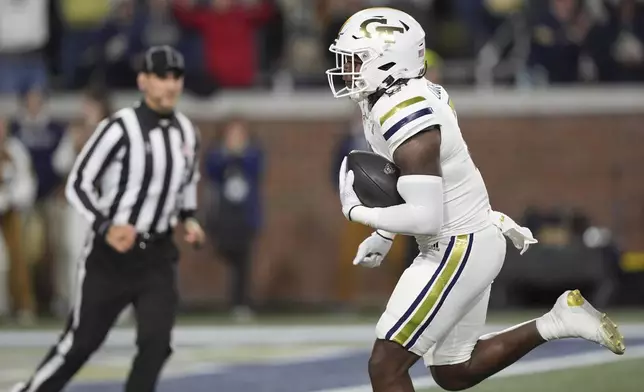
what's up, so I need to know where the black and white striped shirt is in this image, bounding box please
[65,100,200,236]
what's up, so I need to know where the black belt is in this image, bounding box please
[135,230,172,249]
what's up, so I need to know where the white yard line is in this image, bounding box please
[0,345,361,384]
[315,346,644,392]
[1,323,643,348]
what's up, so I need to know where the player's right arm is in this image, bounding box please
[65,118,125,238]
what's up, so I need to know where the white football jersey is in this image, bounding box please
[358,78,491,252]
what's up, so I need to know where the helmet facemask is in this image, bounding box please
[326,46,379,100]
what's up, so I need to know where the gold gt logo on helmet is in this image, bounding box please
[355,18,409,44]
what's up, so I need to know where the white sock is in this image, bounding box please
[478,318,538,341]
[536,311,562,341]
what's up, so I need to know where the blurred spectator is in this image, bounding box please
[0,116,37,325]
[582,225,622,306]
[142,0,207,76]
[58,0,111,88]
[585,0,644,82]
[455,0,524,54]
[256,1,286,87]
[60,0,216,93]
[96,0,218,95]
[141,0,220,96]
[174,0,274,88]
[206,119,264,320]
[92,0,145,88]
[51,88,111,316]
[135,0,206,80]
[526,0,592,84]
[9,88,66,204]
[142,0,183,48]
[50,120,91,317]
[9,87,67,314]
[0,0,50,94]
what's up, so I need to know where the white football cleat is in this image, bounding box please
[550,289,625,355]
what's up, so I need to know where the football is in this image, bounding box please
[346,150,404,208]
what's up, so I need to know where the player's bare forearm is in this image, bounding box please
[349,127,444,236]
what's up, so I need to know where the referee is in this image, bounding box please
[12,46,205,392]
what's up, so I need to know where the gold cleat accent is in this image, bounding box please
[565,289,626,354]
[567,289,585,307]
[600,313,626,355]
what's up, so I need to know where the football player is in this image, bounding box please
[327,7,625,392]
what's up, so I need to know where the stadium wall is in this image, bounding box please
[1,88,642,308]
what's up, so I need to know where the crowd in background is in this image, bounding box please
[0,87,107,325]
[0,84,271,324]
[0,0,643,97]
[0,0,642,324]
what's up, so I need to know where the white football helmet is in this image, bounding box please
[326,8,426,101]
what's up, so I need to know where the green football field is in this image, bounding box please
[1,310,642,391]
[5,307,644,329]
[421,358,644,392]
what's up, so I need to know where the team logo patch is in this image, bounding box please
[353,18,410,43]
[383,163,396,175]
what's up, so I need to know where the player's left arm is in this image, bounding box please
[347,127,443,236]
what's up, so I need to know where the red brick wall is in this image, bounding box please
[176,114,644,306]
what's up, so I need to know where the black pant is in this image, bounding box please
[20,234,179,392]
[220,245,251,308]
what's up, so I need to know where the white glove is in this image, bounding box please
[490,210,538,255]
[338,156,363,220]
[353,230,394,268]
